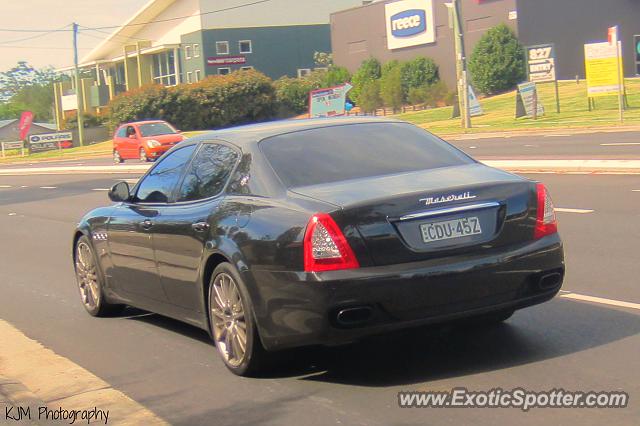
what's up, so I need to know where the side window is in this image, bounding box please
[135,145,197,203]
[177,143,239,202]
[126,126,136,137]
[116,127,127,137]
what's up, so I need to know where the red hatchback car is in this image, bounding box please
[113,120,185,163]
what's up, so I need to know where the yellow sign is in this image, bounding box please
[584,41,624,97]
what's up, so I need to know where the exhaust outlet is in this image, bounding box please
[538,272,562,290]
[336,306,374,326]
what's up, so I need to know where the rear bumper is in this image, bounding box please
[248,234,564,351]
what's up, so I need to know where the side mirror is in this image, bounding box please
[109,181,131,202]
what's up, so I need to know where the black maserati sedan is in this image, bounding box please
[72,117,564,376]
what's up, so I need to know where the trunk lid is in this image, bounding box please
[290,164,536,266]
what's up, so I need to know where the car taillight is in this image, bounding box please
[534,183,558,239]
[303,213,359,272]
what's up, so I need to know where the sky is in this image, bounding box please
[0,0,148,71]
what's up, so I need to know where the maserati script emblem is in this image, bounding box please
[419,192,476,206]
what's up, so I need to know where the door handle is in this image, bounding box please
[192,222,210,232]
[140,219,153,230]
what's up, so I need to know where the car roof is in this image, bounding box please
[122,120,168,126]
[186,116,404,147]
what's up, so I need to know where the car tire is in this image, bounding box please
[113,150,123,164]
[208,262,268,376]
[139,148,149,162]
[74,235,125,317]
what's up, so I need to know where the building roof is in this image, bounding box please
[81,0,180,64]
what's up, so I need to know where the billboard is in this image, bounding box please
[385,0,435,50]
[584,41,623,97]
[28,131,73,153]
[309,83,353,118]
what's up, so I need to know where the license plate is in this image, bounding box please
[420,216,482,243]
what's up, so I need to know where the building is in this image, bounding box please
[53,0,362,128]
[331,0,640,89]
[0,119,56,143]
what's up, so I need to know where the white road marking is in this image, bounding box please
[0,185,12,188]
[561,293,640,311]
[469,146,477,149]
[555,207,594,214]
[8,213,16,216]
[632,189,640,192]
[524,144,537,147]
[543,134,572,137]
[600,142,640,146]
[20,185,28,188]
[39,186,57,189]
[92,188,110,191]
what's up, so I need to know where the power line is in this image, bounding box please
[79,26,159,43]
[0,45,90,50]
[0,25,72,45]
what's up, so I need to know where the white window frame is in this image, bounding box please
[193,43,201,58]
[216,41,229,55]
[186,71,193,84]
[240,66,254,71]
[297,68,312,78]
[184,45,192,60]
[218,67,231,75]
[239,40,252,54]
[194,69,201,82]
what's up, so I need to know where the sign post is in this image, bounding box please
[526,44,559,113]
[609,26,624,123]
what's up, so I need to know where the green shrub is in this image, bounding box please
[468,24,526,95]
[400,57,438,96]
[274,74,323,115]
[322,66,351,87]
[109,70,277,130]
[358,80,382,114]
[351,58,382,104]
[380,64,403,111]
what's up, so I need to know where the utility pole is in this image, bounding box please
[448,0,471,129]
[73,23,85,146]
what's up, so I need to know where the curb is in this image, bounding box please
[0,375,49,425]
[439,125,640,141]
[482,159,640,174]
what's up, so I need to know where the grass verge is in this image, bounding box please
[396,78,640,135]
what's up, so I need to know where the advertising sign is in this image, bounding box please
[28,131,73,153]
[584,41,623,97]
[634,35,640,75]
[207,56,246,66]
[309,83,353,118]
[516,82,544,118]
[18,111,34,141]
[527,44,557,83]
[61,94,78,112]
[385,0,435,50]
[468,86,483,117]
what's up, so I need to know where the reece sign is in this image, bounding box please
[385,0,435,50]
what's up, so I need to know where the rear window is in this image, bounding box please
[260,122,473,188]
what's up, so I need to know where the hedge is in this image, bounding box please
[109,70,277,130]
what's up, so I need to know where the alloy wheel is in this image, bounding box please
[139,148,147,162]
[75,241,100,310]
[210,272,247,367]
[113,150,122,164]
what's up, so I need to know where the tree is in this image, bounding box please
[10,84,54,121]
[0,61,56,103]
[468,24,526,95]
[322,66,351,87]
[400,57,438,98]
[380,62,403,111]
[358,80,382,114]
[350,58,381,104]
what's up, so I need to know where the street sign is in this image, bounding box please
[516,82,544,119]
[452,85,483,118]
[309,83,353,118]
[584,41,623,97]
[28,131,73,153]
[526,44,557,83]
